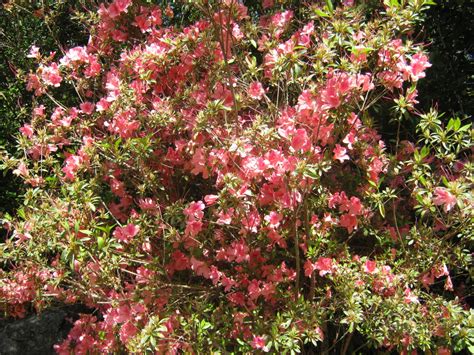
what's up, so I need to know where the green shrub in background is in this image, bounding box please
[0,1,90,214]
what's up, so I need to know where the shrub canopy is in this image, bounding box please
[1,0,473,353]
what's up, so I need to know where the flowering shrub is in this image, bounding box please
[1,0,473,353]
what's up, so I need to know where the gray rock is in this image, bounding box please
[0,306,86,355]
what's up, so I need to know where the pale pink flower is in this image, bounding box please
[19,124,34,138]
[13,162,29,178]
[404,288,419,304]
[41,63,62,87]
[433,187,457,212]
[333,144,350,163]
[27,45,40,59]
[251,336,269,352]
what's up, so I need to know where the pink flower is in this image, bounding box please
[444,276,453,291]
[19,124,34,138]
[404,288,419,304]
[248,81,265,100]
[108,0,132,18]
[62,155,84,181]
[106,110,140,139]
[217,208,234,225]
[304,259,316,277]
[119,321,137,344]
[113,224,140,243]
[315,257,333,276]
[80,102,95,115]
[333,144,349,163]
[270,10,293,38]
[433,187,457,212]
[185,219,203,237]
[138,198,158,211]
[291,128,310,152]
[13,162,29,178]
[264,211,283,228]
[190,257,210,278]
[348,197,363,215]
[251,336,269,352]
[61,46,88,65]
[437,348,451,355]
[184,201,205,220]
[409,53,431,81]
[41,63,62,87]
[33,105,45,117]
[262,0,274,9]
[204,194,219,206]
[27,45,40,59]
[363,260,378,274]
[339,213,358,233]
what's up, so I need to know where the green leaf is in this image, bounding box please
[378,203,386,218]
[325,0,334,14]
[315,9,329,17]
[420,146,429,158]
[303,166,319,180]
[97,236,105,250]
[441,175,449,187]
[419,175,427,187]
[17,208,26,220]
[454,117,461,131]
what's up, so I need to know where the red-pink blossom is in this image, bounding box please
[363,260,378,274]
[80,102,95,115]
[113,224,140,243]
[315,257,334,276]
[248,81,265,100]
[264,211,283,228]
[340,213,358,233]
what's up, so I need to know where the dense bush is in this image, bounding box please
[1,0,473,353]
